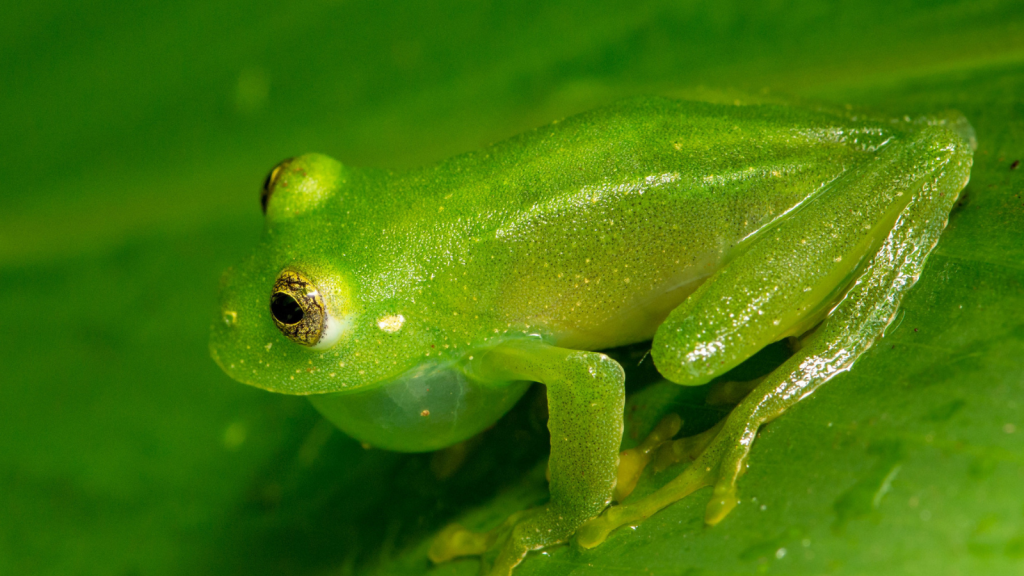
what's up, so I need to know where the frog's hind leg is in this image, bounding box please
[576,122,973,548]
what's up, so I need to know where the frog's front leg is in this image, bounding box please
[430,339,625,575]
[577,121,973,547]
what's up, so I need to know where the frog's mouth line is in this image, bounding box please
[210,319,414,396]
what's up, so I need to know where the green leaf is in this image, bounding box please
[1,2,1022,576]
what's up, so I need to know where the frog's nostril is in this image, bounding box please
[271,293,305,325]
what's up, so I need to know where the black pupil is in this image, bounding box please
[271,293,304,324]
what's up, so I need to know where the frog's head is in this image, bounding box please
[211,154,529,451]
[210,153,421,396]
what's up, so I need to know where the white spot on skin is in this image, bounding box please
[685,340,725,364]
[377,314,406,333]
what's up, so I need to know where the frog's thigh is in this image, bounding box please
[577,158,966,548]
[650,201,842,387]
[436,340,625,575]
[652,123,972,388]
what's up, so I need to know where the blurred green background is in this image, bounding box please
[2,1,1023,575]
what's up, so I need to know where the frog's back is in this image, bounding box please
[373,98,911,350]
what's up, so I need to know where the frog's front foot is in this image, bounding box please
[613,413,682,502]
[428,522,501,564]
[430,341,628,575]
[575,417,738,549]
[430,506,579,576]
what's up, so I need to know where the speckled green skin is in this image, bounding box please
[210,97,974,575]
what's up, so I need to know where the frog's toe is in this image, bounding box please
[428,523,496,563]
[705,484,740,525]
[576,501,635,549]
[705,376,765,406]
[575,430,726,549]
[651,419,724,472]
[430,508,558,575]
[614,414,682,502]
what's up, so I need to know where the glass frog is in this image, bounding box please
[210,97,974,575]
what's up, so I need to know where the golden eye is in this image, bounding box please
[270,269,327,347]
[261,157,295,214]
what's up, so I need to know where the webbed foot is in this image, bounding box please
[614,413,681,502]
[575,416,734,548]
[429,506,577,576]
[428,523,500,564]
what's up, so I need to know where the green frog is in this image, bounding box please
[210,97,974,575]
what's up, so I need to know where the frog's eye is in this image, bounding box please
[270,269,343,349]
[261,157,295,214]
